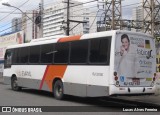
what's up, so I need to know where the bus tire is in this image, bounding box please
[53,80,64,100]
[11,77,21,91]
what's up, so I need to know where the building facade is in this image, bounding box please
[132,6,144,32]
[12,18,22,32]
[22,10,40,42]
[43,0,84,37]
[83,8,90,34]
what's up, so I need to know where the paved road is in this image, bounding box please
[0,80,160,115]
[0,83,122,108]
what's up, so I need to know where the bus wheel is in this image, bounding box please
[53,80,64,100]
[11,77,21,91]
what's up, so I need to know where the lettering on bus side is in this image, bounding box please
[92,72,104,76]
[16,70,32,77]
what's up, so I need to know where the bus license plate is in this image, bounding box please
[132,78,140,85]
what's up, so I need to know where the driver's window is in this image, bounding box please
[4,49,12,68]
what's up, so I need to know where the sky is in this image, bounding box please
[0,0,140,35]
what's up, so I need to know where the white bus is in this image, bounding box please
[3,30,156,99]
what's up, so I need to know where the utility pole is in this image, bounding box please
[151,0,154,35]
[67,0,70,36]
[102,0,122,30]
[63,0,87,36]
[40,0,44,38]
[104,0,107,31]
[143,0,160,36]
[112,0,115,30]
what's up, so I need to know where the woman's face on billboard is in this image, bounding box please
[122,37,129,50]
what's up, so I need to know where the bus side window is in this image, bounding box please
[40,44,54,64]
[29,46,40,64]
[4,50,12,68]
[54,42,69,64]
[89,37,111,65]
[20,47,29,64]
[12,48,20,64]
[70,40,88,64]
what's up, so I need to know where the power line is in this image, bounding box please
[0,0,145,35]
[43,0,98,15]
[89,10,99,30]
[0,2,142,15]
[0,0,30,22]
[0,4,98,30]
[0,0,58,28]
[0,4,99,31]
[0,0,31,30]
[71,2,142,29]
[67,2,143,18]
[0,11,40,14]
[0,17,34,36]
[1,0,97,25]
[122,2,143,8]
[0,0,98,34]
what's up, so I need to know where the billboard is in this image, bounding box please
[0,31,23,74]
[0,31,23,60]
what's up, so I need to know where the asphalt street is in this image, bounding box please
[0,77,160,115]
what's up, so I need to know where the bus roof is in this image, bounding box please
[6,30,153,49]
[30,35,67,42]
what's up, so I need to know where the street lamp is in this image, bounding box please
[2,3,34,23]
[2,2,43,38]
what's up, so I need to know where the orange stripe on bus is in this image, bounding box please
[58,35,81,42]
[39,66,49,90]
[40,65,67,91]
